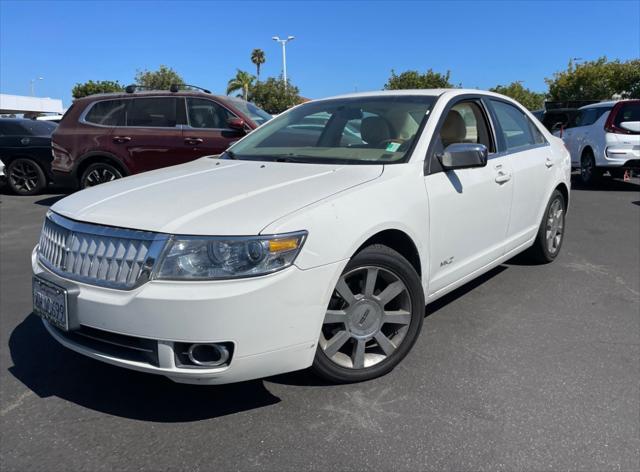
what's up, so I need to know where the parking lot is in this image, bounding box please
[0,176,638,471]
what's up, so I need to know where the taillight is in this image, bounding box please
[605,101,633,134]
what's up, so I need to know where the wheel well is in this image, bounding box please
[556,182,570,211]
[581,146,593,158]
[76,155,128,180]
[356,230,421,277]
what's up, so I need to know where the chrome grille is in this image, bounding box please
[38,212,168,290]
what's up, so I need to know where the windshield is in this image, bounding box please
[225,95,436,164]
[228,98,272,125]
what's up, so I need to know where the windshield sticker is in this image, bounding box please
[386,142,401,152]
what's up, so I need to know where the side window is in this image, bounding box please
[439,101,492,150]
[490,100,537,151]
[84,100,126,126]
[187,98,235,129]
[127,98,180,127]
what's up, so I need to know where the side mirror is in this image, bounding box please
[620,121,640,133]
[437,143,488,170]
[227,117,246,133]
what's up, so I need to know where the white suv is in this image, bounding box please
[560,100,640,185]
[31,89,571,385]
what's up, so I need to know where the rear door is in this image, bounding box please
[183,97,246,158]
[424,97,513,296]
[488,99,555,252]
[110,96,189,173]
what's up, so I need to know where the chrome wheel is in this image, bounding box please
[545,197,564,255]
[8,160,42,194]
[319,266,412,369]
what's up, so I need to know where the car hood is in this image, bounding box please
[52,158,383,235]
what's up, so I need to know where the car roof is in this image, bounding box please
[74,90,232,102]
[579,101,617,110]
[314,88,521,103]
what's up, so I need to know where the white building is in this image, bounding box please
[0,93,64,115]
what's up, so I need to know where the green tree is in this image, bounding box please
[251,48,266,82]
[490,81,545,110]
[226,70,256,101]
[249,77,302,114]
[546,57,640,101]
[71,80,124,99]
[134,65,185,90]
[384,69,454,90]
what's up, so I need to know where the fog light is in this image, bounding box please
[187,343,229,367]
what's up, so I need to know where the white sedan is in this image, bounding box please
[31,89,571,384]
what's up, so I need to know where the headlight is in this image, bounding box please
[154,232,307,280]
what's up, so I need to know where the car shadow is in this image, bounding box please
[33,195,66,206]
[8,314,281,422]
[270,264,508,387]
[571,174,640,192]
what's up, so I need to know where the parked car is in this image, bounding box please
[32,89,571,385]
[0,118,57,195]
[51,88,272,189]
[36,114,64,124]
[557,100,640,185]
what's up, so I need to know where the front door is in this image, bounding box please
[424,98,513,297]
[183,97,246,158]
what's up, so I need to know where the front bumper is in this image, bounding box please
[32,249,345,384]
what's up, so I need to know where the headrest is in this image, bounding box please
[440,110,466,146]
[361,116,391,146]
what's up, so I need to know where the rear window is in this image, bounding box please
[84,100,127,126]
[614,102,640,126]
[0,120,56,136]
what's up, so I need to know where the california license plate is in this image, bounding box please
[33,276,69,331]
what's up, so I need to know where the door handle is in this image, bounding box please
[185,137,204,145]
[495,170,511,184]
[112,136,131,143]
[545,157,554,168]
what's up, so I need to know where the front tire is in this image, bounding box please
[80,162,123,189]
[527,189,566,264]
[7,158,47,195]
[312,244,425,383]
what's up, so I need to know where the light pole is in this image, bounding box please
[30,77,44,96]
[272,35,295,88]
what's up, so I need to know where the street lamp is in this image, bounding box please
[30,77,44,96]
[272,35,295,88]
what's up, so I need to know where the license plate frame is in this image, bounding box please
[33,275,69,331]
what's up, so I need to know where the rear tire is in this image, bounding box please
[580,150,601,186]
[7,158,47,196]
[80,162,123,189]
[526,189,566,264]
[312,244,425,383]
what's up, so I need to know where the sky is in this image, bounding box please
[1,0,639,108]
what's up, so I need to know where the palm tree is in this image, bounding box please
[251,49,266,82]
[226,70,255,101]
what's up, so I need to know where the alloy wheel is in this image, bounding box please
[545,197,564,254]
[9,160,41,193]
[581,154,593,182]
[84,166,119,187]
[319,266,412,369]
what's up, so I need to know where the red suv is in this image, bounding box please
[51,87,271,188]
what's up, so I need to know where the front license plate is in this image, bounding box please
[33,276,69,331]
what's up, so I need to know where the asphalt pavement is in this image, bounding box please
[1,176,638,471]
